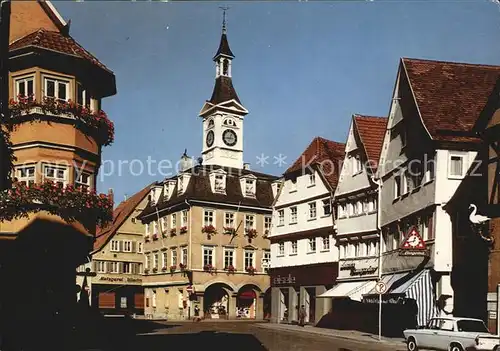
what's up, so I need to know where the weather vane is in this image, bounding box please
[219,6,229,33]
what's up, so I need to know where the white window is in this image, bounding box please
[110,262,119,273]
[353,154,362,174]
[171,213,177,228]
[402,171,410,194]
[425,156,435,183]
[123,241,132,252]
[394,175,401,198]
[43,165,67,186]
[15,76,35,100]
[96,261,106,273]
[278,242,285,256]
[365,242,372,257]
[43,76,69,101]
[110,240,120,252]
[225,212,235,227]
[308,202,317,219]
[160,218,166,232]
[322,199,331,216]
[181,247,188,265]
[263,251,271,268]
[161,251,168,268]
[449,155,465,178]
[245,179,256,196]
[16,166,35,186]
[278,210,284,226]
[177,177,184,193]
[264,216,272,233]
[181,210,188,227]
[138,242,143,253]
[348,203,354,216]
[308,173,316,186]
[203,246,214,267]
[204,209,215,226]
[152,221,158,235]
[340,244,347,259]
[368,199,375,212]
[245,214,255,229]
[308,238,316,252]
[244,250,255,268]
[290,207,297,224]
[353,243,359,257]
[145,255,151,269]
[145,224,150,236]
[322,236,330,251]
[290,240,298,254]
[76,82,91,108]
[224,248,234,268]
[338,204,346,218]
[357,202,363,214]
[123,262,131,274]
[75,171,92,191]
[289,178,297,192]
[171,249,178,266]
[153,253,159,269]
[214,174,225,192]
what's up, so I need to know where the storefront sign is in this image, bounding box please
[100,276,124,283]
[270,262,338,287]
[363,296,403,304]
[98,276,143,284]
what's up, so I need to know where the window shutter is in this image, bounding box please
[92,261,97,272]
[131,241,136,253]
[119,240,123,252]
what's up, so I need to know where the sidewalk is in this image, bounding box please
[255,323,407,350]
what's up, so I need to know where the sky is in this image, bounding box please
[55,0,500,204]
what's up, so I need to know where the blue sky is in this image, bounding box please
[56,0,500,204]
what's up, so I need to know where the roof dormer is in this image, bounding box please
[177,172,191,195]
[240,174,257,198]
[210,168,227,194]
[163,180,176,200]
[149,184,162,206]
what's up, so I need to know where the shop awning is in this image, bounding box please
[318,280,376,301]
[365,272,407,295]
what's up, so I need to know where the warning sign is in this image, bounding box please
[400,226,426,250]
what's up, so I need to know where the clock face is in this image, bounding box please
[407,234,421,247]
[206,130,214,147]
[222,129,237,147]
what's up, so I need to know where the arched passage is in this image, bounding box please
[263,287,272,320]
[203,283,233,319]
[236,284,260,319]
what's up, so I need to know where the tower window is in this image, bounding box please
[43,77,69,102]
[223,118,236,127]
[222,59,229,76]
[15,76,35,101]
[208,119,214,128]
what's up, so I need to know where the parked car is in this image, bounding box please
[403,317,500,351]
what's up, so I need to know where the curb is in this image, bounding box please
[254,323,407,350]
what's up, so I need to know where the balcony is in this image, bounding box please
[8,95,114,146]
[0,181,113,227]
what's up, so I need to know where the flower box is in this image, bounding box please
[224,265,235,273]
[170,265,177,273]
[223,227,237,235]
[179,226,188,234]
[170,228,177,236]
[179,263,187,271]
[152,267,158,273]
[162,232,168,238]
[246,266,256,274]
[144,235,150,242]
[203,264,214,272]
[245,228,258,239]
[202,225,217,235]
[8,95,114,146]
[152,234,158,241]
[0,181,113,226]
[144,269,150,274]
[161,266,168,272]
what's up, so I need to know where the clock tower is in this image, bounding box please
[199,10,248,169]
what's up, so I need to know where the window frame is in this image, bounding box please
[225,212,235,228]
[308,237,317,253]
[278,242,285,256]
[202,246,215,267]
[15,165,36,186]
[123,240,132,253]
[278,209,284,226]
[203,209,215,226]
[171,249,178,266]
[244,250,255,269]
[42,164,68,187]
[245,214,255,230]
[223,247,235,268]
[75,170,92,192]
[308,202,317,220]
[290,240,298,255]
[14,74,35,101]
[448,153,466,179]
[321,236,330,251]
[290,206,298,224]
[42,75,70,102]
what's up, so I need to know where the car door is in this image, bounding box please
[417,318,440,349]
[425,318,448,350]
[436,319,456,350]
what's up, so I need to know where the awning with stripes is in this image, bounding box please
[318,280,376,301]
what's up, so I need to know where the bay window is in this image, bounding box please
[15,76,35,100]
[44,76,69,102]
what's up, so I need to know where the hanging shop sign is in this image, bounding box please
[399,226,429,256]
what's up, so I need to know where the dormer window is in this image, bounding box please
[271,180,282,198]
[177,173,191,195]
[245,179,256,196]
[150,186,161,205]
[223,118,236,127]
[208,119,215,129]
[177,177,184,194]
[210,169,227,194]
[163,180,176,200]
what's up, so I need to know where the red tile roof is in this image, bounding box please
[402,58,500,143]
[9,29,112,73]
[353,115,388,171]
[93,184,151,252]
[286,137,345,189]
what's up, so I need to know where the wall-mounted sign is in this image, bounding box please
[273,274,296,285]
[120,297,127,308]
[399,226,429,256]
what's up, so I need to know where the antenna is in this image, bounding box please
[219,6,229,33]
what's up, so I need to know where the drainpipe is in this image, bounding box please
[185,199,191,270]
[371,174,383,341]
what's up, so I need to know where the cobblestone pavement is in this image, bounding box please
[115,320,408,351]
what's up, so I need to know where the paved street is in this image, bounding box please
[95,319,407,351]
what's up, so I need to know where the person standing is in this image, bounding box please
[298,305,307,327]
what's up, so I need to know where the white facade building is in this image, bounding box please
[269,137,344,324]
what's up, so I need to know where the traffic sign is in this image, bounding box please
[400,226,426,250]
[375,281,387,294]
[186,285,194,294]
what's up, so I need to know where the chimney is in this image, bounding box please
[107,188,114,207]
[243,163,250,170]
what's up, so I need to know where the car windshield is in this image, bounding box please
[457,320,489,333]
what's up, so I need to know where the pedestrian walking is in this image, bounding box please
[298,305,307,327]
[193,305,201,322]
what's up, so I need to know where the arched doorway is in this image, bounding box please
[204,283,232,319]
[237,285,259,319]
[263,288,271,320]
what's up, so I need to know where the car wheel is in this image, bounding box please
[407,337,418,351]
[449,343,464,351]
